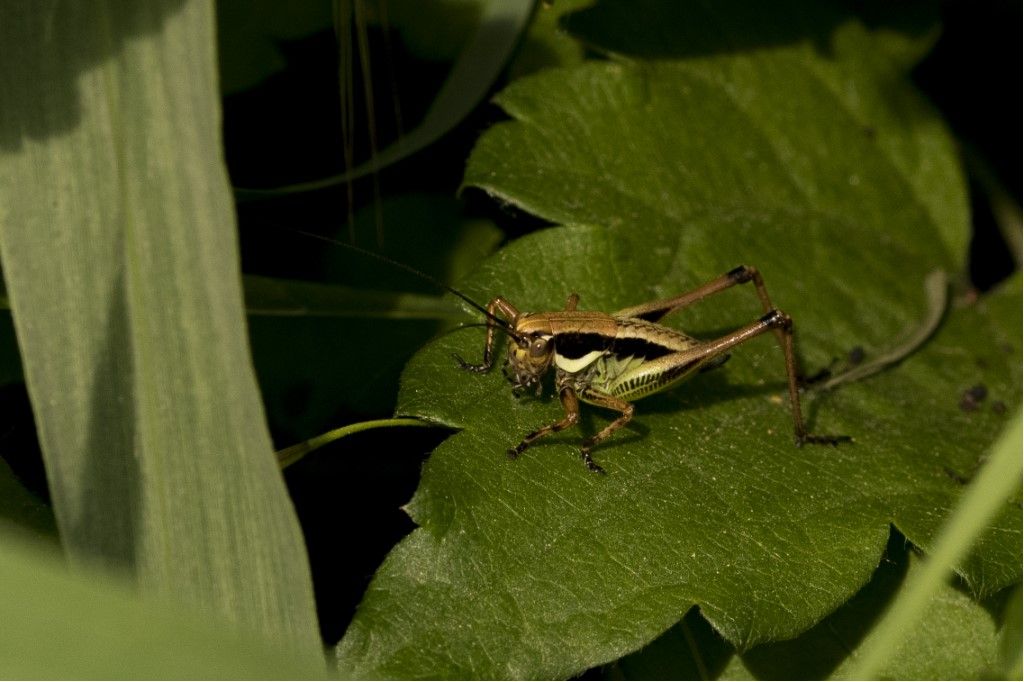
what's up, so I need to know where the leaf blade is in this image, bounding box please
[0,0,320,657]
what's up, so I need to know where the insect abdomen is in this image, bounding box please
[605,357,704,401]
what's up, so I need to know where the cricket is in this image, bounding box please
[298,231,850,474]
[451,264,851,474]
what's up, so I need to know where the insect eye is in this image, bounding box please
[529,337,551,357]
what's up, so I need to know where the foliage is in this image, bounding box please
[0,0,1018,679]
[334,1,1021,678]
[0,0,320,670]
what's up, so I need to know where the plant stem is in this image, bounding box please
[276,417,436,469]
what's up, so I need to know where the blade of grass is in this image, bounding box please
[0,0,321,658]
[997,584,1022,679]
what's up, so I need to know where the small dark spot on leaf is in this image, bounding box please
[943,466,969,485]
[801,365,832,385]
[992,400,1007,415]
[862,125,876,139]
[959,383,988,412]
[847,346,865,366]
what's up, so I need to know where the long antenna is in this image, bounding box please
[284,228,521,339]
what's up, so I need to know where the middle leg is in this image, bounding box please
[509,387,582,459]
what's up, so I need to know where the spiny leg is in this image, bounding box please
[576,389,635,474]
[664,310,849,446]
[772,312,850,445]
[612,265,765,322]
[614,266,822,384]
[613,266,774,337]
[509,387,581,460]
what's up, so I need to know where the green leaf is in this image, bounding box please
[333,8,1019,677]
[0,0,320,659]
[338,247,1019,678]
[611,533,1005,680]
[728,563,1008,680]
[0,528,326,679]
[848,412,1023,678]
[557,0,960,260]
[997,584,1023,679]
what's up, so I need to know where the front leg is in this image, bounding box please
[453,296,520,372]
[509,387,582,462]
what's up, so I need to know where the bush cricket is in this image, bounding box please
[453,265,850,474]
[293,231,850,474]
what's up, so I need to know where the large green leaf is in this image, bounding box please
[332,6,1020,678]
[558,0,962,261]
[338,249,1019,678]
[0,0,320,659]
